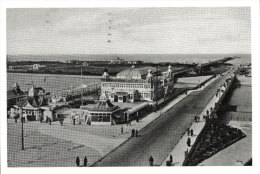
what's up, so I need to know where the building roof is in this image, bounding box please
[116,66,157,80]
[82,100,119,112]
[7,83,27,99]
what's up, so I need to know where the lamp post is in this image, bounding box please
[21,112,25,150]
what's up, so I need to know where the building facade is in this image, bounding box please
[100,66,168,103]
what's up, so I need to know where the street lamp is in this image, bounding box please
[21,111,25,150]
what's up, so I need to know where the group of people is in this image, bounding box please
[186,128,193,147]
[131,129,139,137]
[39,116,52,125]
[187,128,194,137]
[194,115,200,123]
[76,156,88,167]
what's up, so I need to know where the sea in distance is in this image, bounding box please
[7,54,251,95]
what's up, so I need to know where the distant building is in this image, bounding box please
[8,64,46,71]
[66,60,81,64]
[110,57,125,64]
[127,60,143,65]
[32,64,46,70]
[7,83,27,109]
[100,65,170,103]
[10,86,50,121]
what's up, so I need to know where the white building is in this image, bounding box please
[100,66,169,103]
[32,64,46,70]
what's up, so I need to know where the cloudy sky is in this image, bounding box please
[7,8,250,54]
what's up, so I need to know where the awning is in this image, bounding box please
[115,92,128,96]
[125,102,149,115]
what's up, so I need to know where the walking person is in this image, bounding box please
[136,116,139,123]
[72,116,76,125]
[60,118,63,126]
[83,156,88,167]
[49,117,52,125]
[190,129,194,136]
[187,137,191,147]
[187,128,190,136]
[169,155,173,163]
[131,129,135,137]
[121,125,124,134]
[149,156,154,166]
[76,156,80,167]
[135,129,138,138]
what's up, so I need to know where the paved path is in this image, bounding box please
[161,84,226,166]
[38,125,125,155]
[93,71,234,166]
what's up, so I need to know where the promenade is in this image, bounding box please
[93,70,234,166]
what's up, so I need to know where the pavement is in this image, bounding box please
[93,70,235,166]
[161,80,227,166]
[38,124,125,156]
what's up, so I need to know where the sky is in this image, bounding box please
[7,8,251,55]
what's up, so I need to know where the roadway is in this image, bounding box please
[93,70,234,166]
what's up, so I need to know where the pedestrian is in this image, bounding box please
[185,149,189,158]
[73,116,76,125]
[131,129,135,137]
[169,155,173,163]
[60,119,63,126]
[194,116,197,123]
[49,117,52,125]
[187,128,190,136]
[187,137,191,147]
[190,129,193,136]
[83,156,88,167]
[129,120,131,126]
[121,125,123,134]
[76,156,80,167]
[136,116,139,123]
[149,156,154,166]
[40,116,43,123]
[135,130,138,138]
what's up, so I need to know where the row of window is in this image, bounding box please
[90,113,111,116]
[91,115,111,122]
[102,82,151,89]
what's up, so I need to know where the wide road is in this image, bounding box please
[93,70,234,166]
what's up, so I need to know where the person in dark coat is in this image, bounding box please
[131,129,135,137]
[121,126,124,134]
[190,129,194,136]
[169,155,173,163]
[49,117,52,125]
[187,128,190,136]
[149,156,154,166]
[135,130,138,138]
[83,156,88,167]
[136,116,139,123]
[76,156,80,167]
[60,118,63,126]
[187,137,191,147]
[72,117,76,125]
